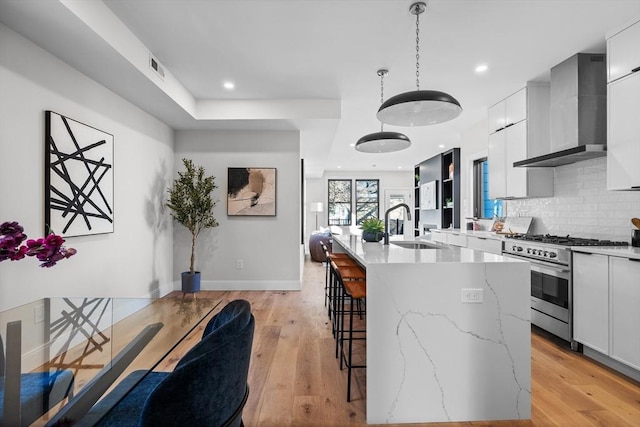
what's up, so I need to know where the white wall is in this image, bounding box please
[0,24,174,311]
[174,130,301,290]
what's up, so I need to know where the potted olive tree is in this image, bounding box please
[166,158,219,294]
[360,217,384,242]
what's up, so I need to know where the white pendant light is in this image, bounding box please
[355,69,411,153]
[377,1,462,127]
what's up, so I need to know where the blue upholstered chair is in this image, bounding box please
[88,299,255,427]
[0,334,75,426]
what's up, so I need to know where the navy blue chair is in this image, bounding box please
[0,334,75,426]
[88,299,255,427]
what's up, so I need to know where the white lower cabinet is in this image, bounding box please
[610,256,640,370]
[430,231,502,254]
[430,230,447,244]
[446,232,467,248]
[573,252,610,354]
[466,236,503,255]
[429,230,466,247]
[573,251,640,371]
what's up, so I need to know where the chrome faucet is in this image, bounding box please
[383,203,412,245]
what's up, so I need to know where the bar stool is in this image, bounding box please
[320,241,351,307]
[321,241,356,317]
[329,261,365,356]
[338,271,366,402]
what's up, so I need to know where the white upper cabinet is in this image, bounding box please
[488,131,506,198]
[607,73,640,190]
[488,87,526,134]
[488,83,554,199]
[606,18,640,190]
[504,121,528,197]
[607,20,640,83]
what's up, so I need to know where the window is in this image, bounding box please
[355,179,379,225]
[328,179,352,225]
[473,158,503,219]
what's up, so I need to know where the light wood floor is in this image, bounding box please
[163,259,640,427]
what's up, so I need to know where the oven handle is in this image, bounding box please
[502,253,570,276]
[530,263,570,276]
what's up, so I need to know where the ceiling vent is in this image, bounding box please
[149,54,165,80]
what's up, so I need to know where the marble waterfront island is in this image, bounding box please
[332,235,531,425]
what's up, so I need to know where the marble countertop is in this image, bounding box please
[571,245,640,260]
[333,234,524,266]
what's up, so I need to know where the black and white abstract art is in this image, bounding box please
[45,111,114,237]
[227,168,276,216]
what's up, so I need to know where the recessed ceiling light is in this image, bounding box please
[223,81,235,90]
[349,143,355,147]
[397,166,403,169]
[337,165,342,169]
[475,64,488,74]
[438,144,445,149]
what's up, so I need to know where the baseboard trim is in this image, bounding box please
[583,346,640,382]
[172,280,302,291]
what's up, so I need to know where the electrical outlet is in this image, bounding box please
[236,259,243,269]
[34,304,45,323]
[461,288,483,303]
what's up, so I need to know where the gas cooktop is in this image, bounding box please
[506,234,628,247]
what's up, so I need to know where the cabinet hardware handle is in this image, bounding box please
[504,123,515,128]
[632,66,640,73]
[629,258,640,262]
[477,237,487,240]
[494,127,505,132]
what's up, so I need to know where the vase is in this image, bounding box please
[362,231,383,242]
[181,271,201,294]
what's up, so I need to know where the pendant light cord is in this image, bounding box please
[378,69,388,132]
[415,7,420,90]
[380,71,385,131]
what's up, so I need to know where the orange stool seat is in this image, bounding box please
[343,280,366,299]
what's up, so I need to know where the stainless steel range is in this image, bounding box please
[503,234,628,348]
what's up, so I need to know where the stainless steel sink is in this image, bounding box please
[390,241,439,249]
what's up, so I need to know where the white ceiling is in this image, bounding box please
[1,0,639,177]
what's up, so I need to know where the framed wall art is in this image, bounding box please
[420,180,437,210]
[45,111,114,237]
[227,167,276,216]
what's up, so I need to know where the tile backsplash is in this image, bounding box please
[507,157,640,242]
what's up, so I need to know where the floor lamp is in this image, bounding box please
[310,202,324,230]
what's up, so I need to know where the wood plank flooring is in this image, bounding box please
[165,259,640,426]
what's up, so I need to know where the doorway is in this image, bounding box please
[383,189,412,237]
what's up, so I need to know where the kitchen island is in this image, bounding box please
[332,235,531,424]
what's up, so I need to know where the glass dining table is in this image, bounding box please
[0,296,222,426]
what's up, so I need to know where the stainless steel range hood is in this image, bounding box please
[515,53,607,168]
[513,145,606,167]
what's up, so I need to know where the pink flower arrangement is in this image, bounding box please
[0,221,76,268]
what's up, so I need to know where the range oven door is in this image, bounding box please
[529,262,570,323]
[503,253,572,342]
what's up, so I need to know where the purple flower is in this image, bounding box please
[0,221,28,261]
[1,221,77,267]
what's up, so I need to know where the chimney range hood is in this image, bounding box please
[515,53,607,168]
